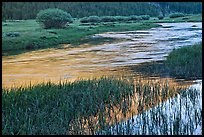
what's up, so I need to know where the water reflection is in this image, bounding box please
[2,22,202,88]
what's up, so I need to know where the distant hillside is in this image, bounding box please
[2,2,202,20]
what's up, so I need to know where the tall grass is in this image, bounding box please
[2,77,134,135]
[2,76,198,135]
[166,43,202,79]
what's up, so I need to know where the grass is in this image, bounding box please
[129,43,202,80]
[144,14,202,23]
[2,77,134,135]
[166,43,202,79]
[3,76,200,135]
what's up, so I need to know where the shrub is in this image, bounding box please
[36,8,72,29]
[101,16,116,22]
[140,15,150,20]
[169,13,185,18]
[2,17,6,22]
[130,15,142,21]
[158,15,164,20]
[80,16,101,23]
[80,17,89,23]
[87,16,101,23]
[114,16,125,22]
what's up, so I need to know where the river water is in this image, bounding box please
[2,22,202,135]
[2,22,202,88]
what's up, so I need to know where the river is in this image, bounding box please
[2,22,202,88]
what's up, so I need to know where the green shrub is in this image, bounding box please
[158,15,164,20]
[130,15,142,21]
[80,17,89,23]
[88,16,101,23]
[36,8,73,29]
[101,16,116,22]
[169,13,185,18]
[80,16,101,23]
[114,16,125,22]
[2,17,6,22]
[140,15,150,20]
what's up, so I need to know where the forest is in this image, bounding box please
[2,2,202,20]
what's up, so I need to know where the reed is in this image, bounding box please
[2,77,201,135]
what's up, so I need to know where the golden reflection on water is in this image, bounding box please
[2,46,195,135]
[68,78,193,134]
[2,46,194,89]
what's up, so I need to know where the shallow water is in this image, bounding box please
[2,22,202,88]
[100,80,202,135]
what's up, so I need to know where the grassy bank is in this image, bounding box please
[130,43,202,80]
[166,43,202,79]
[2,19,159,55]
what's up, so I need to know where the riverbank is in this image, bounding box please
[2,14,201,56]
[129,43,202,80]
[2,20,159,56]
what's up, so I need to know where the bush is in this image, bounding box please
[129,15,142,21]
[101,16,116,22]
[87,16,101,23]
[169,13,185,18]
[36,8,72,29]
[140,15,150,20]
[2,17,6,22]
[158,15,164,20]
[114,16,125,22]
[80,16,101,23]
[80,17,89,23]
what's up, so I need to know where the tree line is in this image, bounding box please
[2,2,202,20]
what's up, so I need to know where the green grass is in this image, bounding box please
[166,43,202,79]
[2,19,159,55]
[144,14,202,23]
[2,77,134,135]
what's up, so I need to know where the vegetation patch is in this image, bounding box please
[169,13,185,18]
[166,43,202,79]
[36,8,73,29]
[2,20,159,55]
[129,43,202,80]
[2,77,134,135]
